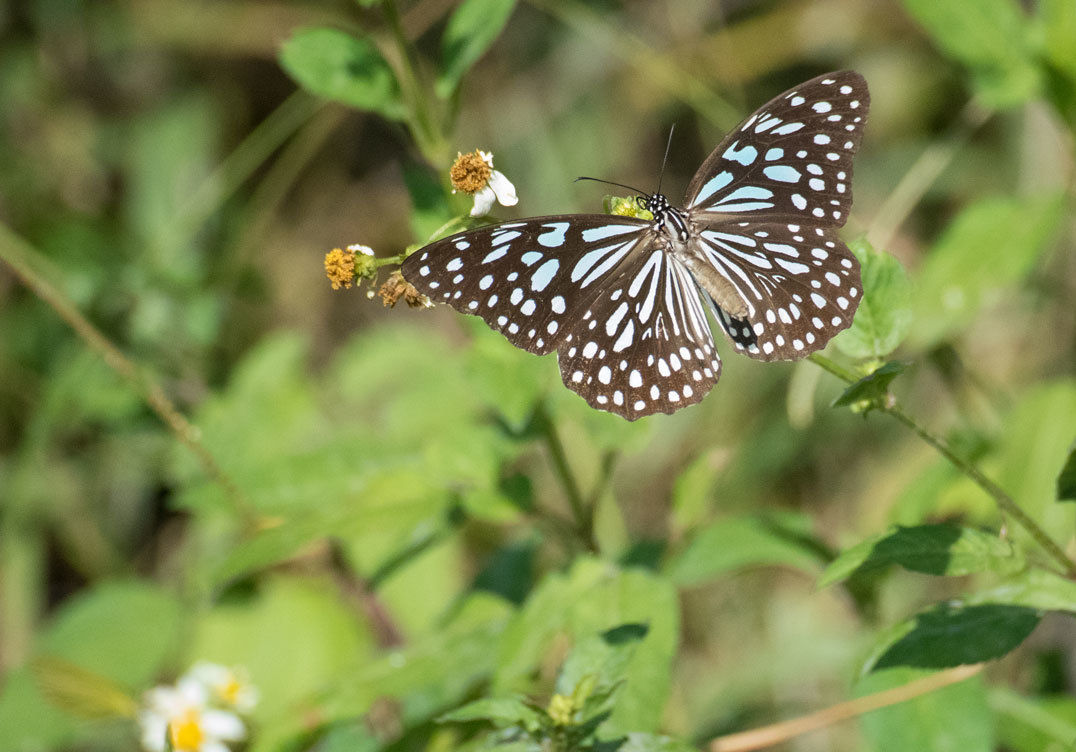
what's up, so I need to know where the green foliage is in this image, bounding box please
[436,0,519,98]
[832,361,906,412]
[902,0,1040,106]
[910,194,1064,348]
[856,669,993,752]
[665,513,823,586]
[834,238,912,360]
[867,603,1042,671]
[1058,442,1076,501]
[279,28,405,120]
[819,524,1024,586]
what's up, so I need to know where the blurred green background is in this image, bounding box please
[2,0,1075,750]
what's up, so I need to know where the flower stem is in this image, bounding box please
[809,354,1076,578]
[381,0,446,165]
[0,222,257,527]
[533,402,596,552]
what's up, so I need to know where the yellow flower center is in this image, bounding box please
[324,248,356,290]
[169,709,204,751]
[218,677,242,706]
[449,150,492,194]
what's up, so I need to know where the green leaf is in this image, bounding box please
[910,194,1064,348]
[555,623,648,702]
[402,162,453,243]
[866,603,1041,672]
[832,361,906,410]
[279,28,405,119]
[616,734,699,752]
[992,686,1076,752]
[665,513,823,586]
[190,577,373,724]
[818,524,1024,587]
[834,238,912,359]
[856,668,993,752]
[902,0,1039,107]
[1057,440,1076,501]
[966,569,1076,614]
[38,580,183,689]
[436,0,518,98]
[322,594,512,723]
[494,560,678,736]
[441,696,544,730]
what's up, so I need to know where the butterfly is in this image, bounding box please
[402,71,869,420]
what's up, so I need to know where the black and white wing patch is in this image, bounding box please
[402,217,722,420]
[693,222,861,361]
[684,70,869,228]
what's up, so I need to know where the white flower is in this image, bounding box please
[346,244,375,256]
[138,677,246,752]
[449,149,518,217]
[186,662,259,714]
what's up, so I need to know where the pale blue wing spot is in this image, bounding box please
[764,148,784,160]
[762,165,802,183]
[714,186,774,203]
[754,116,782,132]
[491,231,521,246]
[580,224,640,242]
[521,251,543,266]
[704,201,775,212]
[722,142,758,166]
[483,248,507,264]
[538,222,569,247]
[692,170,734,205]
[772,122,804,135]
[530,259,560,291]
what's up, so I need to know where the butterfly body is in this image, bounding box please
[403,71,870,420]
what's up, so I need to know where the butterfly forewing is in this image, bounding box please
[402,217,722,420]
[693,222,861,360]
[685,71,869,228]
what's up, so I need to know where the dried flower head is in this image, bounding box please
[378,270,432,309]
[449,149,517,217]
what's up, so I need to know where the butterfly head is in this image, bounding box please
[646,193,689,243]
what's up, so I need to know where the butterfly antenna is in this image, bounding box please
[574,176,651,199]
[656,123,675,196]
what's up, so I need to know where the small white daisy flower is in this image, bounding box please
[449,149,518,217]
[138,677,246,752]
[187,662,259,714]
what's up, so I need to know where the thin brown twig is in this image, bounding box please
[710,664,982,751]
[0,223,255,524]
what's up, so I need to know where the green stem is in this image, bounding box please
[809,354,1076,578]
[534,402,596,552]
[0,223,258,528]
[382,0,446,164]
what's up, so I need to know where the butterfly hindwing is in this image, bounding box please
[685,70,869,228]
[692,222,861,360]
[555,249,721,419]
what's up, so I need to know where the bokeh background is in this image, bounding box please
[2,0,1075,750]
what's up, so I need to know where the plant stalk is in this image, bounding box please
[810,354,1076,578]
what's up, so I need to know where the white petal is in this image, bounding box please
[478,150,494,166]
[235,685,260,712]
[345,244,375,256]
[176,677,210,708]
[488,170,517,207]
[144,687,184,716]
[201,710,246,741]
[138,711,168,752]
[470,186,496,217]
[200,742,230,752]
